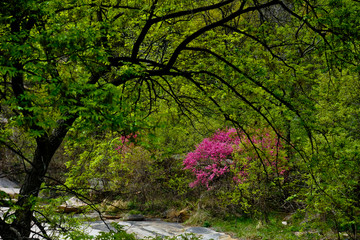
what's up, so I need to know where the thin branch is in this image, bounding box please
[31,216,52,240]
[222,24,295,70]
[42,175,113,232]
[185,46,314,150]
[152,0,236,24]
[0,139,33,169]
[166,0,280,69]
[277,1,330,46]
[131,0,238,59]
[131,0,159,59]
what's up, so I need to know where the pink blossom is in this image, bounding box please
[184,128,288,188]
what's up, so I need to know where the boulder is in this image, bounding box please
[57,205,82,213]
[0,175,20,198]
[0,187,20,197]
[103,214,122,219]
[57,197,87,213]
[123,213,145,221]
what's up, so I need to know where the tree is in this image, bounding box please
[1,0,359,238]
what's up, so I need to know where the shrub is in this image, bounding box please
[183,128,289,220]
[65,131,193,212]
[183,128,239,189]
[183,128,287,189]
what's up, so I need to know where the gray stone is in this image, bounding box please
[123,214,145,221]
[202,233,222,240]
[0,176,19,188]
[0,187,19,196]
[186,227,213,234]
[57,197,87,213]
[89,178,107,190]
[142,226,174,237]
[86,221,116,232]
[0,175,20,198]
[0,211,235,240]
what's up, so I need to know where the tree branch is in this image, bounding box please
[131,0,159,59]
[166,0,280,69]
[222,24,295,70]
[185,46,314,149]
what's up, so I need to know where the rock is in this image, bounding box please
[256,221,263,229]
[103,214,121,219]
[186,227,213,234]
[87,220,117,232]
[341,232,349,238]
[0,175,20,198]
[0,117,8,124]
[89,178,107,190]
[57,197,87,213]
[0,187,20,197]
[123,213,145,221]
[165,208,189,223]
[185,226,232,240]
[294,230,320,237]
[0,175,20,188]
[219,235,239,240]
[202,233,223,240]
[57,205,82,213]
[67,196,87,206]
[115,220,232,240]
[102,199,127,213]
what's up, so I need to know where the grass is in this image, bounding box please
[207,214,339,240]
[186,209,212,226]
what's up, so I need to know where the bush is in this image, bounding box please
[183,128,289,220]
[65,132,194,212]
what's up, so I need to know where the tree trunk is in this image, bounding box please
[14,136,53,237]
[0,118,76,239]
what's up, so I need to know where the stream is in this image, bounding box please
[0,176,236,240]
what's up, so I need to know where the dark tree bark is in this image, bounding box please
[0,117,75,239]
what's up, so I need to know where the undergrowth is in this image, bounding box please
[209,214,342,240]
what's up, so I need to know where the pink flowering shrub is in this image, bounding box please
[183,128,288,189]
[183,128,238,188]
[115,133,138,154]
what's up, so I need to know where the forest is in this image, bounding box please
[0,0,360,239]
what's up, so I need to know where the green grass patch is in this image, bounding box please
[209,214,337,240]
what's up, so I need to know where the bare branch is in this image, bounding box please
[222,24,296,70]
[131,0,238,59]
[184,46,314,150]
[131,0,159,59]
[166,0,280,69]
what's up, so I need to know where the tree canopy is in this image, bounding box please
[1,0,360,239]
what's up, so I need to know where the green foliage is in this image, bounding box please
[1,0,360,238]
[64,131,194,211]
[184,128,290,221]
[211,214,338,240]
